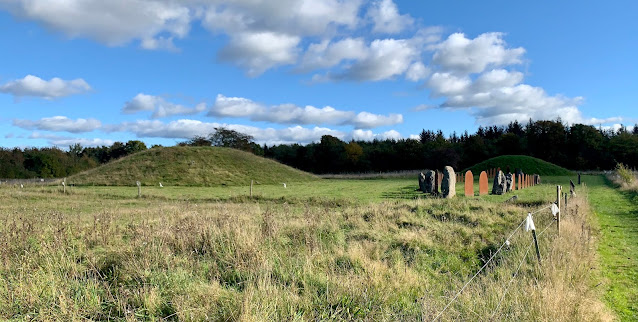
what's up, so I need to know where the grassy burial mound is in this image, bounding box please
[466,155,573,176]
[68,146,318,186]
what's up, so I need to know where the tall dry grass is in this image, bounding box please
[0,185,612,320]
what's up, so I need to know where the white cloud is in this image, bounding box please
[106,119,346,145]
[13,116,101,133]
[122,93,206,118]
[28,132,114,147]
[140,36,178,51]
[405,62,429,81]
[420,32,621,126]
[106,118,405,145]
[427,72,472,97]
[202,0,363,75]
[432,32,525,75]
[298,38,368,72]
[201,0,361,37]
[351,129,403,141]
[351,112,403,129]
[327,38,420,81]
[0,75,91,99]
[366,0,413,34]
[380,129,401,140]
[425,69,620,126]
[210,94,402,129]
[217,31,301,76]
[1,0,191,49]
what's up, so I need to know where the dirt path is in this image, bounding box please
[587,176,638,321]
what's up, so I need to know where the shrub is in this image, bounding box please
[615,163,635,185]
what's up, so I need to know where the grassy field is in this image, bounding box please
[587,175,638,320]
[0,176,612,320]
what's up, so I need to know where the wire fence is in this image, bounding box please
[431,184,573,321]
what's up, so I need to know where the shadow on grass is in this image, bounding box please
[381,185,431,200]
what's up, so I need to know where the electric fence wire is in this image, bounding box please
[431,203,554,321]
[489,216,557,318]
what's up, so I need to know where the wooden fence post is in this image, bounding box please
[250,180,254,198]
[557,185,562,235]
[136,181,141,198]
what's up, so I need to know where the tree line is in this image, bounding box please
[1,121,637,179]
[262,120,638,174]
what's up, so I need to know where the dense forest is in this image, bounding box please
[1,120,637,179]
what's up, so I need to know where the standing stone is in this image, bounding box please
[418,172,426,192]
[465,170,474,197]
[441,166,456,198]
[479,171,489,196]
[424,170,436,193]
[505,173,514,192]
[534,174,541,185]
[492,170,506,195]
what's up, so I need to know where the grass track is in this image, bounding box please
[587,176,638,320]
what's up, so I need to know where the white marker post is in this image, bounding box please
[136,181,141,198]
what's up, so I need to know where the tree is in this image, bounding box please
[124,140,147,154]
[209,127,255,152]
[179,135,212,146]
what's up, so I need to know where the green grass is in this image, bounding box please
[67,146,318,186]
[586,175,638,320]
[53,175,561,205]
[465,155,574,176]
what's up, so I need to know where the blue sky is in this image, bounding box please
[0,0,636,148]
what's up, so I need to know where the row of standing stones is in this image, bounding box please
[418,167,541,198]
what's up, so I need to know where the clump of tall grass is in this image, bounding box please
[610,163,637,190]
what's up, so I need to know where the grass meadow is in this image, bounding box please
[0,175,616,320]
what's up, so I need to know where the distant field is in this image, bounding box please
[47,175,567,204]
[0,175,612,320]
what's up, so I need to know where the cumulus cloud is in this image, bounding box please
[432,32,525,75]
[28,132,114,147]
[366,0,413,34]
[122,93,206,118]
[106,118,404,145]
[351,112,403,129]
[0,75,91,99]
[202,0,362,75]
[217,31,301,77]
[209,94,402,129]
[298,38,368,72]
[1,0,190,49]
[106,119,345,145]
[418,32,620,126]
[426,69,619,126]
[13,116,101,133]
[351,129,403,141]
[325,38,421,81]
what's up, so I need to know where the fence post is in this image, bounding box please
[557,185,562,235]
[136,181,141,198]
[250,180,253,198]
[532,229,542,263]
